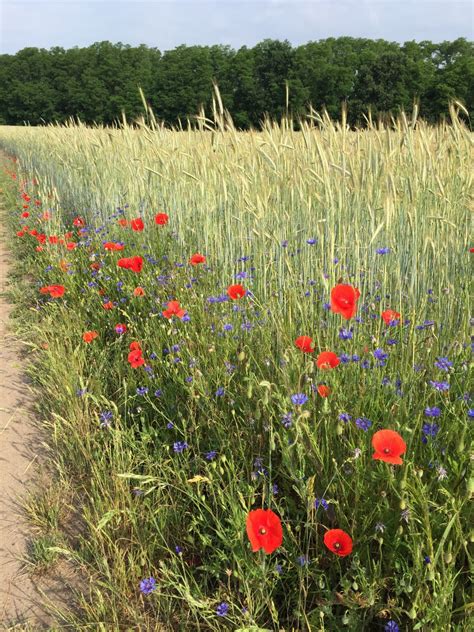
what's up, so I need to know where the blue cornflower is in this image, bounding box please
[166,422,174,429]
[235,270,248,279]
[314,498,329,510]
[281,412,293,428]
[422,423,439,438]
[306,238,317,245]
[424,555,431,564]
[173,441,188,453]
[339,328,353,340]
[291,393,308,406]
[355,417,372,431]
[468,409,474,418]
[215,387,225,397]
[139,577,157,595]
[175,546,183,554]
[373,348,388,364]
[424,406,441,417]
[281,240,288,248]
[339,353,351,363]
[381,377,391,386]
[185,376,193,383]
[136,386,148,396]
[376,247,390,255]
[99,410,113,428]
[223,323,233,331]
[360,359,371,369]
[416,319,435,330]
[205,450,217,461]
[76,388,87,396]
[297,555,309,566]
[429,380,449,392]
[216,602,229,616]
[435,357,453,371]
[154,389,162,397]
[352,354,360,362]
[322,302,331,311]
[384,621,399,632]
[338,412,352,423]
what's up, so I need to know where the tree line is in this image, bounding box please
[0,38,472,127]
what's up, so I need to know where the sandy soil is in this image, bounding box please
[0,202,59,629]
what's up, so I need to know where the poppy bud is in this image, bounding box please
[408,607,417,620]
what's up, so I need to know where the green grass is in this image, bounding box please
[0,106,472,631]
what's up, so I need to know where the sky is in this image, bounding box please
[1,0,472,54]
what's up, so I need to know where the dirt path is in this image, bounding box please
[0,201,56,629]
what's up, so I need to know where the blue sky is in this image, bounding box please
[1,1,472,54]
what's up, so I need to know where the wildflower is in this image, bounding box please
[162,300,186,319]
[128,349,145,368]
[40,284,65,298]
[316,351,340,369]
[330,284,361,320]
[103,241,124,251]
[155,213,169,225]
[297,555,309,566]
[136,386,148,396]
[130,217,144,231]
[115,323,127,335]
[99,410,113,428]
[189,253,206,265]
[117,256,143,273]
[314,498,329,511]
[384,622,399,632]
[82,331,98,343]
[424,555,431,564]
[339,328,353,340]
[215,387,225,397]
[323,529,353,557]
[173,441,188,453]
[424,406,441,417]
[306,238,317,245]
[401,509,410,523]
[372,429,407,465]
[355,417,372,431]
[295,335,314,353]
[376,247,390,255]
[227,284,246,300]
[139,577,157,595]
[205,450,217,461]
[291,393,308,406]
[246,508,283,554]
[429,380,449,392]
[133,286,145,297]
[281,412,293,428]
[338,412,352,423]
[73,217,85,227]
[468,409,474,418]
[435,357,453,371]
[381,309,401,326]
[375,522,385,533]
[437,466,448,480]
[422,423,439,439]
[216,602,229,617]
[317,384,331,397]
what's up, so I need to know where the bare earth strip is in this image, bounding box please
[0,197,56,629]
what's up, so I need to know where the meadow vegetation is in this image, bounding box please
[0,105,471,631]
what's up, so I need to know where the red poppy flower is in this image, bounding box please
[381,309,401,325]
[324,529,353,557]
[189,253,206,265]
[155,213,169,225]
[82,331,98,343]
[295,336,314,353]
[66,242,77,250]
[162,300,186,319]
[317,384,331,397]
[16,231,24,237]
[118,218,128,227]
[470,247,474,253]
[117,256,143,273]
[133,286,145,297]
[49,235,59,244]
[316,351,340,369]
[131,217,144,231]
[21,211,29,218]
[128,349,145,368]
[227,284,246,300]
[372,429,406,465]
[73,217,85,227]
[330,284,361,320]
[246,509,283,554]
[40,285,65,298]
[102,301,114,310]
[115,323,127,335]
[129,341,142,351]
[104,242,124,251]
[64,232,73,239]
